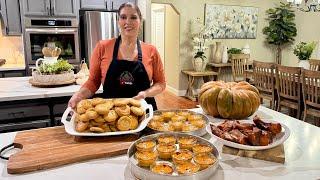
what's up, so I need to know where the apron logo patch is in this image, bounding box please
[119,71,134,85]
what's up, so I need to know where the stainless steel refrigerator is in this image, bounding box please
[80,10,119,64]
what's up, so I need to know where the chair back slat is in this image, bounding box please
[302,69,320,109]
[276,65,301,101]
[309,59,320,71]
[231,54,250,81]
[253,61,275,93]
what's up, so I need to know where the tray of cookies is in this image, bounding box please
[128,132,219,180]
[61,98,153,136]
[147,109,209,136]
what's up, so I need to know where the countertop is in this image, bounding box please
[0,106,319,180]
[0,64,25,71]
[0,77,103,102]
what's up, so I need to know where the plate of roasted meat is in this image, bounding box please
[206,116,290,150]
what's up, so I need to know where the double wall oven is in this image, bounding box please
[24,17,80,71]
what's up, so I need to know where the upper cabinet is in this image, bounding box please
[80,0,106,9]
[109,0,136,11]
[80,0,136,11]
[0,0,22,35]
[22,0,79,17]
[21,0,49,16]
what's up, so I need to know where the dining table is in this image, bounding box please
[0,106,320,180]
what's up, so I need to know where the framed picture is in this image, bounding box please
[205,4,258,39]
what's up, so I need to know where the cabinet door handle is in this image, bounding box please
[51,7,54,16]
[47,6,50,15]
[9,112,26,118]
[111,1,113,10]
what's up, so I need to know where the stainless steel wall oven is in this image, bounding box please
[24,17,80,66]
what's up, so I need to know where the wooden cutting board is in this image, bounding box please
[222,144,285,164]
[7,126,139,174]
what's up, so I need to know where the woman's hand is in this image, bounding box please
[133,91,147,100]
[68,92,84,109]
[68,88,94,109]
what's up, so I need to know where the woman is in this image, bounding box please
[68,2,166,110]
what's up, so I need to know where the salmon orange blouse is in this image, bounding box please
[82,38,166,94]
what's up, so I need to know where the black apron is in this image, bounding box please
[102,36,157,110]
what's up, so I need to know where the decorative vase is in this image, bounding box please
[193,57,207,72]
[210,43,217,63]
[222,46,228,64]
[213,42,222,63]
[242,43,250,54]
[298,60,310,69]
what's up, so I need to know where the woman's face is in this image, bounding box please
[118,7,141,38]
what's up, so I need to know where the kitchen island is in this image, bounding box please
[0,106,319,180]
[0,77,102,132]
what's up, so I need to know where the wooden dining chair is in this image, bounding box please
[301,69,320,124]
[253,61,276,109]
[230,54,250,82]
[275,65,302,119]
[309,59,320,71]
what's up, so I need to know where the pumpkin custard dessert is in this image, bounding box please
[192,144,213,154]
[157,135,176,145]
[157,144,177,159]
[176,161,200,175]
[172,149,193,164]
[135,150,157,167]
[178,136,197,150]
[194,153,217,170]
[150,161,174,175]
[136,140,156,152]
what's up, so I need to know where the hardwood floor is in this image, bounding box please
[154,90,198,110]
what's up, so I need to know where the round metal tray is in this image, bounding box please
[147,109,209,137]
[128,132,220,180]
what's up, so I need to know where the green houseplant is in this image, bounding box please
[293,42,316,60]
[293,41,316,69]
[227,48,242,55]
[262,3,297,64]
[38,59,74,74]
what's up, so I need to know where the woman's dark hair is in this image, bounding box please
[118,2,142,20]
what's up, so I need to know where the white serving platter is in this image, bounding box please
[206,120,290,150]
[61,99,153,136]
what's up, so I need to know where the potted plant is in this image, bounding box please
[293,41,317,69]
[192,18,208,72]
[262,3,297,64]
[32,59,75,84]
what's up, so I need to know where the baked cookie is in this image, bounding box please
[93,116,105,123]
[103,110,118,123]
[129,98,141,107]
[131,106,144,116]
[75,121,89,132]
[91,97,106,106]
[85,109,99,120]
[113,98,130,106]
[89,127,105,133]
[116,115,138,131]
[115,105,131,116]
[78,113,90,122]
[95,103,110,115]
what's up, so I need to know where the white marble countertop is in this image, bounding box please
[0,106,319,180]
[0,64,25,71]
[0,77,103,102]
